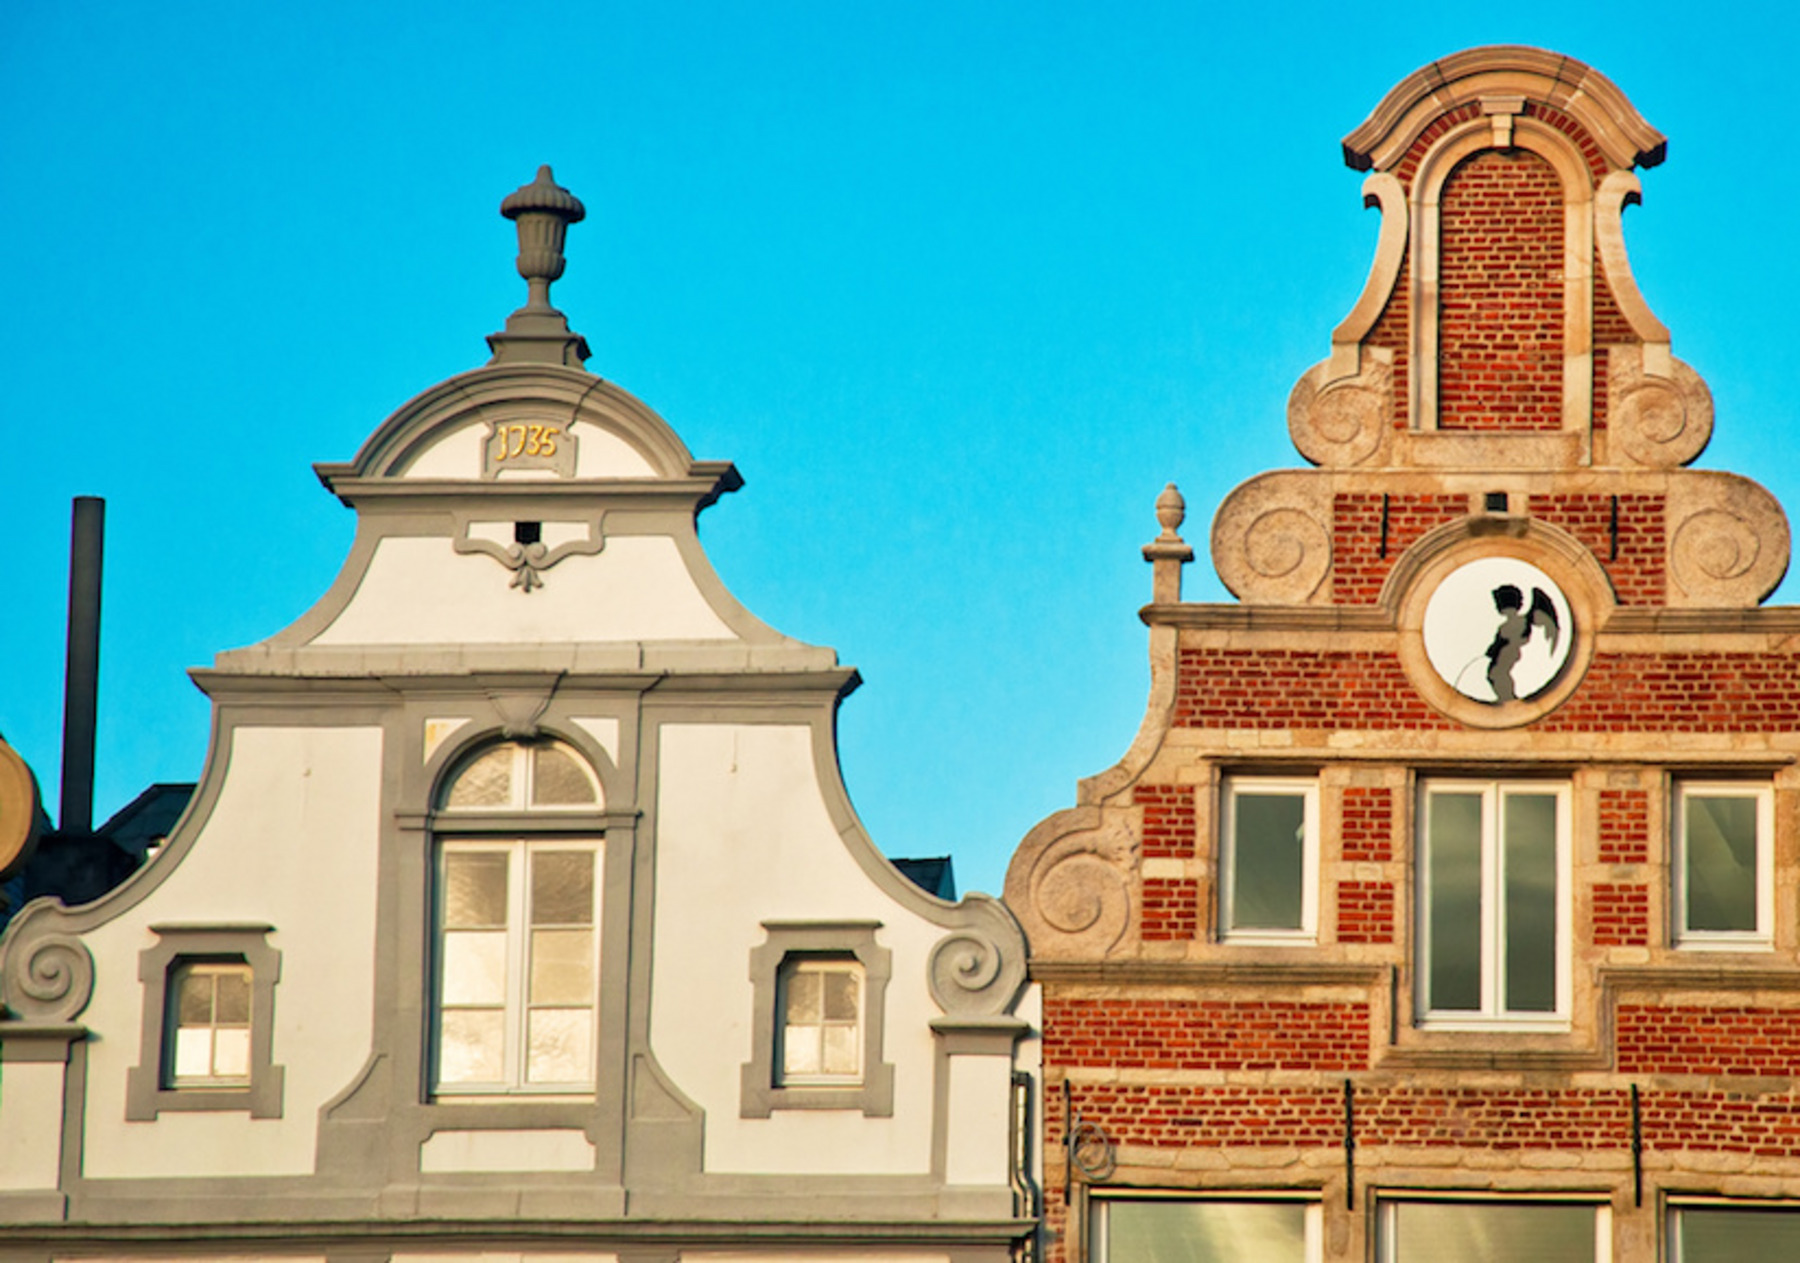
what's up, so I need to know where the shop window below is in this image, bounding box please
[1090,1195,1321,1263]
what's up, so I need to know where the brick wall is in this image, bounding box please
[1174,649,1800,732]
[1332,494,1467,603]
[1619,1005,1800,1076]
[1436,149,1565,432]
[1141,877,1198,941]
[1598,789,1650,862]
[1336,880,1395,943]
[1528,493,1665,604]
[1340,786,1395,861]
[1135,783,1195,858]
[1592,883,1650,946]
[1046,998,1370,1072]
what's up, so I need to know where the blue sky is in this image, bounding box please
[4,3,1797,898]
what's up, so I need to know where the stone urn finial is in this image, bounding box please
[1142,482,1193,604]
[488,166,591,368]
[502,165,586,315]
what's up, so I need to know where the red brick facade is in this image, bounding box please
[1009,48,1800,1263]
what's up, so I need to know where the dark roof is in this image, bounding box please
[892,856,956,901]
[99,783,195,860]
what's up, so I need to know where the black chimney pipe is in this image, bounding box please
[59,497,104,835]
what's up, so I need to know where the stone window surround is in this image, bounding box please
[125,923,285,1120]
[740,920,894,1118]
[1407,110,1595,437]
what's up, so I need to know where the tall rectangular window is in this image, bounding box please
[1091,1197,1321,1263]
[777,957,863,1085]
[1671,1206,1800,1259]
[1220,777,1319,943]
[167,960,253,1086]
[1675,783,1774,950]
[435,840,601,1092]
[1419,780,1569,1027]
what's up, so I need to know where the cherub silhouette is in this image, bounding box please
[1483,584,1561,702]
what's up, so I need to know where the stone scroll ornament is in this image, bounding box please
[1606,345,1713,468]
[453,515,605,594]
[1009,806,1136,959]
[1667,476,1792,607]
[1287,349,1394,468]
[1,928,96,1022]
[1209,474,1332,604]
[927,898,1027,1017]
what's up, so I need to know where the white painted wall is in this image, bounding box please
[418,1128,596,1173]
[650,723,946,1177]
[80,726,383,1179]
[401,418,660,479]
[0,1061,64,1189]
[313,537,735,644]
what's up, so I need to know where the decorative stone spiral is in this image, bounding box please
[3,931,95,1022]
[1287,353,1392,468]
[928,901,1026,1016]
[1667,475,1791,607]
[1608,348,1712,468]
[1211,473,1332,604]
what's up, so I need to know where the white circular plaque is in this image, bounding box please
[1422,557,1573,704]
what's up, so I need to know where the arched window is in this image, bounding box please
[432,739,604,1094]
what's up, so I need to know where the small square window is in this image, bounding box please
[778,957,863,1085]
[1674,783,1774,950]
[167,959,253,1087]
[1220,777,1318,943]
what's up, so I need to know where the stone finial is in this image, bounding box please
[1142,482,1194,605]
[487,166,592,368]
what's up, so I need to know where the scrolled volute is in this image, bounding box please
[2,929,95,1022]
[928,898,1027,1017]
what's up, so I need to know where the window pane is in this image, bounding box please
[531,745,598,806]
[531,850,595,925]
[1232,793,1306,931]
[782,1029,822,1078]
[526,1008,592,1083]
[1686,795,1759,933]
[1503,793,1558,1013]
[823,969,860,1022]
[1427,792,1484,1012]
[176,971,214,1024]
[1390,1202,1595,1262]
[444,852,509,927]
[822,1024,860,1076]
[444,745,514,808]
[1101,1200,1309,1263]
[172,1027,214,1079]
[784,970,822,1023]
[442,930,508,1005]
[529,929,594,1005]
[213,968,251,1023]
[212,1027,251,1078]
[438,1009,505,1083]
[1677,1207,1800,1258]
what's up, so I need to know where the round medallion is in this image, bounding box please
[1422,557,1574,705]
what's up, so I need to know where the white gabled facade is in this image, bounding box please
[0,168,1038,1262]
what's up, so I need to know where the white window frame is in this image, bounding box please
[1673,782,1775,951]
[432,837,603,1095]
[1669,1200,1800,1260]
[1417,779,1571,1030]
[1220,776,1320,944]
[775,955,865,1087]
[166,959,254,1088]
[1377,1197,1610,1263]
[1090,1194,1323,1263]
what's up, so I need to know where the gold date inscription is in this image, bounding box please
[493,424,560,460]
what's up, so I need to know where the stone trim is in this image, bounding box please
[739,921,895,1118]
[124,923,285,1120]
[0,1022,85,1062]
